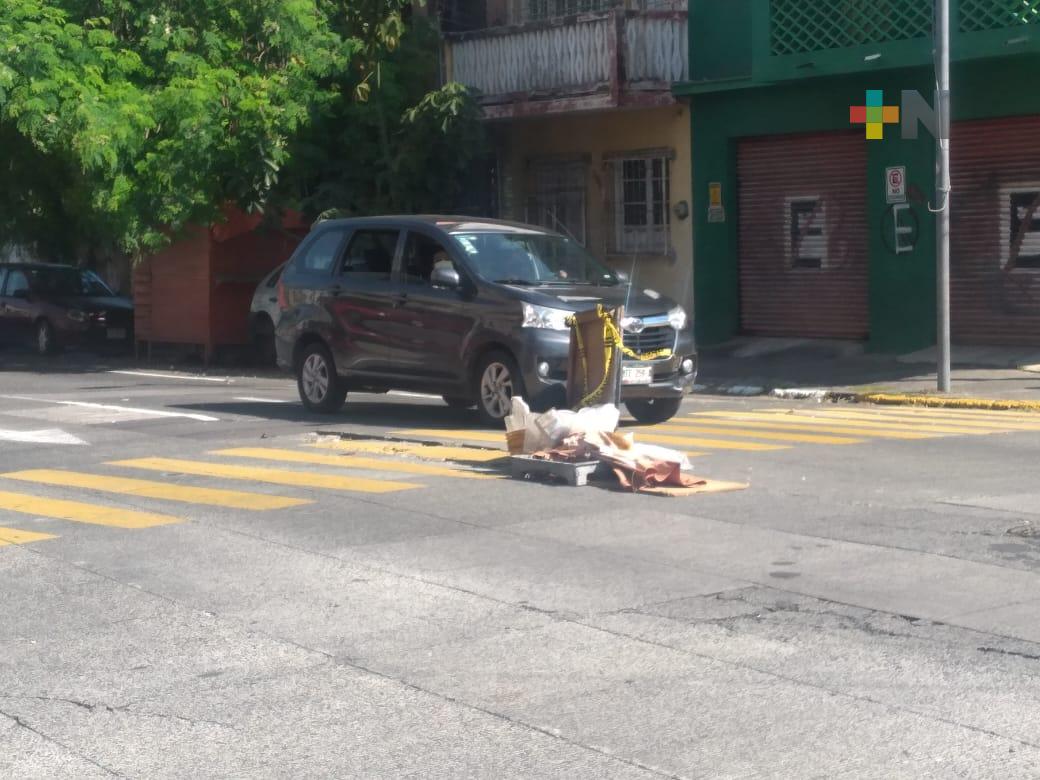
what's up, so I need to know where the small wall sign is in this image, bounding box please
[886,166,907,204]
[708,182,726,223]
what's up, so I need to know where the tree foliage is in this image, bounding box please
[284,16,485,218]
[0,0,484,259]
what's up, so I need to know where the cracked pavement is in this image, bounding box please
[3,363,1040,777]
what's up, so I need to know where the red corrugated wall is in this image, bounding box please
[134,210,306,352]
[737,132,869,339]
[951,116,1040,345]
[134,226,211,346]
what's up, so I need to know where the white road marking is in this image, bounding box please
[0,397,218,422]
[388,391,442,400]
[108,370,232,383]
[234,396,291,404]
[0,428,88,445]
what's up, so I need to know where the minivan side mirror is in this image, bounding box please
[431,266,461,290]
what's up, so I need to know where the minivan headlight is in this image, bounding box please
[67,309,87,323]
[667,305,688,331]
[522,303,571,331]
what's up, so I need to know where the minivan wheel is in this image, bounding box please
[474,351,524,426]
[297,343,347,413]
[35,319,58,356]
[625,397,683,426]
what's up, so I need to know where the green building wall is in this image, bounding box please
[686,55,1040,352]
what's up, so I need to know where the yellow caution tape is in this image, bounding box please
[567,305,673,408]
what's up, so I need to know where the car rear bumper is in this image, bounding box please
[60,322,133,348]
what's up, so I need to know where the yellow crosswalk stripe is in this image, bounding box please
[652,423,863,445]
[392,429,705,457]
[212,448,499,480]
[0,526,57,546]
[855,406,1040,422]
[0,490,179,529]
[393,429,506,445]
[311,438,507,464]
[760,409,1040,432]
[671,416,935,440]
[691,411,996,436]
[109,458,422,494]
[627,431,788,451]
[1,470,310,511]
[788,408,1040,430]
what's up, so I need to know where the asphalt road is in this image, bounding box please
[3,353,1040,778]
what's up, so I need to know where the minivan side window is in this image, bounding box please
[298,229,348,274]
[0,269,7,294]
[403,232,455,285]
[5,270,30,297]
[340,230,397,279]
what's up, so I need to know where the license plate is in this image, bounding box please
[106,328,127,340]
[621,364,653,386]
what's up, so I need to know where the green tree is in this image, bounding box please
[0,0,483,260]
[284,15,485,219]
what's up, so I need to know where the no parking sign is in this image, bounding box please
[886,166,907,204]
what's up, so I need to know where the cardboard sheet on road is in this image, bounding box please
[634,479,749,498]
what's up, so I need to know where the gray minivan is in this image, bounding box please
[274,216,697,425]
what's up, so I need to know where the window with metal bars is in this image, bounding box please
[1002,187,1040,270]
[607,155,670,255]
[525,159,588,245]
[786,197,827,270]
[515,0,681,23]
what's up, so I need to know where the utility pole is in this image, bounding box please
[936,0,952,392]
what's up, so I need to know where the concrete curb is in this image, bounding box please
[852,392,1040,412]
[694,384,767,397]
[698,384,1040,412]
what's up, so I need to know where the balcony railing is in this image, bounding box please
[444,8,687,115]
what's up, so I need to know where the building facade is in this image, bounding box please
[440,0,694,309]
[678,0,1040,352]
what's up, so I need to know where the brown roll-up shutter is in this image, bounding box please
[738,132,869,339]
[951,116,1040,346]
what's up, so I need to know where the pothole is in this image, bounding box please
[1006,523,1040,538]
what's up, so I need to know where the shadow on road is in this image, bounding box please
[171,399,493,430]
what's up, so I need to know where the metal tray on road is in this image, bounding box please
[509,456,602,487]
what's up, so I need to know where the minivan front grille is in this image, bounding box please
[622,325,676,357]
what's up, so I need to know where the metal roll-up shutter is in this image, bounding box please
[951,116,1040,346]
[738,132,869,339]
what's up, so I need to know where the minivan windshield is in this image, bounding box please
[450,232,619,286]
[29,267,114,297]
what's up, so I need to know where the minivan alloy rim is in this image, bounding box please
[302,354,330,403]
[480,362,513,419]
[37,323,50,353]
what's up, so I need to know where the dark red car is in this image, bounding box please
[0,263,134,355]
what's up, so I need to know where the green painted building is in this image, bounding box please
[676,0,1040,352]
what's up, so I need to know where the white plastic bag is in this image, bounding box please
[536,404,619,445]
[628,442,693,472]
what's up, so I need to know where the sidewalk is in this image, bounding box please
[698,338,1040,407]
